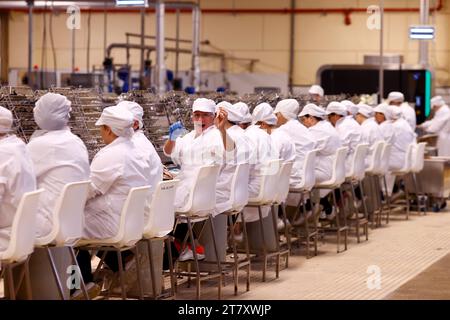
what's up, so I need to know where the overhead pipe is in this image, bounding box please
[155,1,166,94]
[288,0,295,93]
[140,7,145,89]
[379,0,384,101]
[191,5,200,91]
[125,32,209,45]
[419,0,430,67]
[27,0,33,86]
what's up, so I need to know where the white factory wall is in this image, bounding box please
[5,0,450,86]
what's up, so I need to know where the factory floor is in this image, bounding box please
[1,204,450,300]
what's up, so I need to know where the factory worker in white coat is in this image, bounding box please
[119,100,163,216]
[326,101,362,175]
[355,104,383,167]
[374,103,395,145]
[299,103,342,184]
[341,100,359,118]
[83,105,151,239]
[241,102,278,222]
[163,98,234,214]
[387,91,416,131]
[27,93,90,238]
[253,102,295,163]
[309,85,324,105]
[419,96,450,156]
[0,107,36,250]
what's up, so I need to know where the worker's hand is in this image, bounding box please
[215,107,228,131]
[169,121,185,141]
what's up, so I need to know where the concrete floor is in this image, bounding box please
[2,206,450,300]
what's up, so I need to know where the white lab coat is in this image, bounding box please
[0,135,37,250]
[243,125,278,222]
[277,120,315,187]
[167,125,224,215]
[308,120,342,184]
[84,136,151,239]
[215,125,251,214]
[389,118,416,171]
[421,105,450,156]
[360,118,384,167]
[270,127,296,163]
[334,116,362,175]
[400,102,416,131]
[379,120,395,145]
[27,129,90,238]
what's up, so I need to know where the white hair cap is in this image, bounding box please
[299,103,326,119]
[373,103,393,120]
[217,101,245,123]
[356,104,374,118]
[117,101,144,129]
[192,98,216,114]
[431,95,446,107]
[95,105,134,138]
[252,103,277,125]
[34,93,71,130]
[325,101,347,116]
[341,100,358,116]
[0,106,13,134]
[274,99,300,120]
[308,85,324,97]
[387,91,405,103]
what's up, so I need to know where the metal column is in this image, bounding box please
[288,0,295,94]
[140,8,145,89]
[27,0,33,86]
[419,0,430,67]
[191,6,201,92]
[155,1,166,94]
[379,0,384,101]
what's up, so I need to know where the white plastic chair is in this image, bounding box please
[34,181,91,300]
[78,185,151,300]
[410,142,427,214]
[289,149,319,258]
[246,159,283,282]
[174,164,222,300]
[364,141,385,226]
[142,179,179,299]
[345,144,370,243]
[0,189,44,300]
[315,147,349,253]
[377,143,392,225]
[221,163,251,295]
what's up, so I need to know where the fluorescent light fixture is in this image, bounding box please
[116,0,148,7]
[409,25,435,40]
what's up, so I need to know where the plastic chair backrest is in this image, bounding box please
[348,144,369,181]
[1,189,43,262]
[379,143,392,175]
[412,142,426,173]
[52,181,90,246]
[181,164,221,216]
[399,143,415,172]
[366,141,384,173]
[116,186,150,247]
[334,147,349,185]
[274,161,294,203]
[258,159,283,203]
[229,163,250,212]
[298,149,318,191]
[144,180,179,238]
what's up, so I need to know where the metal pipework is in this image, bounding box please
[27,0,33,86]
[191,5,201,91]
[379,0,384,101]
[419,0,430,67]
[155,1,166,94]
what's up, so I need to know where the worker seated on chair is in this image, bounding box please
[26,93,90,238]
[355,104,384,168]
[299,103,343,220]
[387,91,416,131]
[77,105,152,287]
[0,106,36,251]
[119,100,163,221]
[163,98,235,261]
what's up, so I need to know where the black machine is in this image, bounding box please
[317,64,432,124]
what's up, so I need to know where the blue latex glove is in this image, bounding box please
[169,121,185,141]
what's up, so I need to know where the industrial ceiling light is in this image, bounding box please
[409,25,435,40]
[116,0,148,6]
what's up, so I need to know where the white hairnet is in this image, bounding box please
[325,101,347,116]
[274,99,299,120]
[95,105,134,138]
[373,103,393,120]
[341,100,358,116]
[431,95,446,107]
[252,103,277,125]
[0,106,13,134]
[299,103,326,119]
[308,85,324,97]
[118,100,144,129]
[387,91,405,103]
[192,98,216,114]
[217,101,244,123]
[34,93,72,130]
[356,104,374,118]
